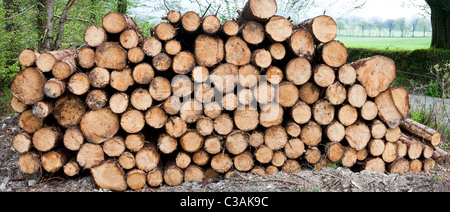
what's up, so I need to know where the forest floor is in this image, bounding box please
[0,114,449,192]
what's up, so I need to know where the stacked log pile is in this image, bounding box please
[10,0,447,191]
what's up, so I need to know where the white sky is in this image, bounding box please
[346,0,426,19]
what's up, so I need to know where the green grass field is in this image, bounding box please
[336,36,432,50]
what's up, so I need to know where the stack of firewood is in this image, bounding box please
[10,0,446,191]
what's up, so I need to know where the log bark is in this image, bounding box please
[350,55,396,98]
[400,118,442,147]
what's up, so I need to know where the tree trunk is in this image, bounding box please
[426,0,450,49]
[91,160,127,191]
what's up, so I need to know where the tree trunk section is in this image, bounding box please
[400,118,442,147]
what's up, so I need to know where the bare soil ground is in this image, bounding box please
[1,114,449,192]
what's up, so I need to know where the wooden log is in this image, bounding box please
[299,82,320,105]
[67,73,90,95]
[204,102,222,119]
[204,136,222,155]
[52,54,77,80]
[312,99,335,125]
[362,157,385,173]
[135,143,160,172]
[399,133,424,160]
[173,51,196,75]
[422,158,436,172]
[195,34,225,68]
[11,67,45,105]
[409,159,423,172]
[345,122,371,151]
[125,133,145,152]
[12,132,32,153]
[284,138,305,159]
[64,159,80,177]
[268,43,286,61]
[337,104,358,127]
[175,151,191,169]
[10,97,27,113]
[196,117,214,136]
[350,55,396,98]
[325,120,345,143]
[130,88,153,111]
[241,21,265,45]
[271,151,286,167]
[300,121,322,147]
[32,100,54,119]
[305,147,321,164]
[126,169,147,190]
[385,126,401,142]
[249,131,264,148]
[181,11,201,33]
[251,166,267,175]
[180,131,204,153]
[326,142,344,163]
[254,145,273,164]
[63,127,84,151]
[120,109,145,134]
[237,0,277,25]
[18,110,43,134]
[222,20,239,36]
[192,66,209,83]
[368,139,385,157]
[281,159,301,173]
[382,142,397,163]
[317,40,348,68]
[265,66,283,85]
[313,64,335,88]
[213,113,234,135]
[164,160,184,186]
[375,89,403,129]
[294,15,337,43]
[234,152,254,172]
[142,37,162,57]
[211,153,233,173]
[133,63,154,84]
[192,150,210,166]
[238,64,259,88]
[325,82,346,106]
[338,64,357,85]
[347,84,367,108]
[102,12,139,34]
[180,99,202,124]
[80,108,119,144]
[154,22,177,41]
[147,165,164,187]
[18,151,41,174]
[259,103,284,128]
[86,89,108,110]
[234,105,259,131]
[265,16,292,42]
[390,87,411,118]
[152,52,172,72]
[388,158,410,174]
[18,49,40,67]
[184,165,204,182]
[36,49,76,72]
[110,68,134,92]
[109,92,129,114]
[286,121,301,138]
[77,47,96,69]
[202,15,221,35]
[84,25,107,47]
[253,82,275,104]
[91,160,127,191]
[172,75,194,98]
[165,40,182,56]
[357,149,369,161]
[237,88,254,105]
[361,101,378,121]
[41,148,69,173]
[251,49,272,68]
[341,148,358,168]
[226,131,249,155]
[89,67,110,89]
[291,101,311,125]
[165,10,181,24]
[278,82,299,108]
[102,136,126,157]
[95,42,127,70]
[371,120,387,139]
[285,57,312,86]
[149,76,172,101]
[396,141,408,158]
[77,143,105,169]
[225,36,251,66]
[400,118,442,147]
[32,126,61,152]
[210,63,239,93]
[165,116,188,138]
[288,30,315,60]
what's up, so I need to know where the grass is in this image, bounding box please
[336,36,432,50]
[0,86,13,120]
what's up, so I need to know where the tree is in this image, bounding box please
[425,0,450,49]
[371,17,384,37]
[385,19,395,37]
[358,20,368,36]
[336,20,347,36]
[395,18,408,37]
[417,17,431,37]
[118,0,127,14]
[409,16,420,37]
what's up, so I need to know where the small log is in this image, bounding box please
[341,148,358,168]
[110,68,134,92]
[382,142,397,163]
[252,49,272,68]
[77,47,95,69]
[237,0,277,25]
[238,64,259,88]
[222,20,239,36]
[181,11,201,33]
[388,158,410,174]
[154,22,177,41]
[278,82,299,108]
[89,67,110,89]
[18,49,40,67]
[313,64,335,88]
[192,66,209,83]
[254,145,273,164]
[149,76,172,101]
[32,100,54,119]
[18,151,41,174]
[126,169,147,190]
[164,160,184,186]
[80,108,119,144]
[390,87,411,118]
[317,40,347,68]
[284,138,305,159]
[265,16,293,42]
[180,131,204,153]
[312,99,335,126]
[288,30,315,59]
[142,37,162,57]
[102,12,140,34]
[109,92,129,114]
[347,84,367,108]
[210,63,239,93]
[299,82,320,105]
[18,109,43,133]
[179,99,202,124]
[202,15,221,35]
[259,103,284,128]
[84,25,107,47]
[226,131,249,155]
[64,159,80,177]
[345,122,371,151]
[291,101,312,125]
[36,49,76,72]
[86,89,108,110]
[12,132,32,153]
[77,143,105,169]
[266,66,283,85]
[371,120,387,139]
[52,54,77,80]
[400,118,442,147]
[173,51,196,74]
[192,150,209,166]
[286,121,301,138]
[325,120,345,143]
[281,159,301,173]
[361,101,378,121]
[130,88,153,111]
[294,15,337,43]
[271,151,286,167]
[399,133,424,160]
[147,165,164,187]
[422,158,436,172]
[305,147,321,164]
[165,10,181,24]
[133,63,154,84]
[95,42,127,70]
[32,126,61,152]
[337,104,358,126]
[325,82,346,105]
[102,136,126,157]
[375,89,403,129]
[175,151,191,169]
[300,121,322,147]
[362,157,385,173]
[204,136,222,155]
[204,102,222,119]
[214,113,234,136]
[63,127,84,151]
[120,109,145,134]
[368,139,385,157]
[234,152,254,172]
[41,148,69,173]
[67,73,90,95]
[91,160,127,191]
[165,116,188,138]
[338,64,357,85]
[326,142,344,163]
[125,133,145,152]
[225,36,251,66]
[196,117,214,136]
[285,57,312,86]
[185,165,204,182]
[11,67,45,105]
[165,40,182,56]
[234,105,259,132]
[385,126,401,142]
[10,97,27,113]
[135,143,160,172]
[249,131,265,148]
[211,153,233,173]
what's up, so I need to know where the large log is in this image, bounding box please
[11,67,46,105]
[294,15,337,43]
[237,0,277,25]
